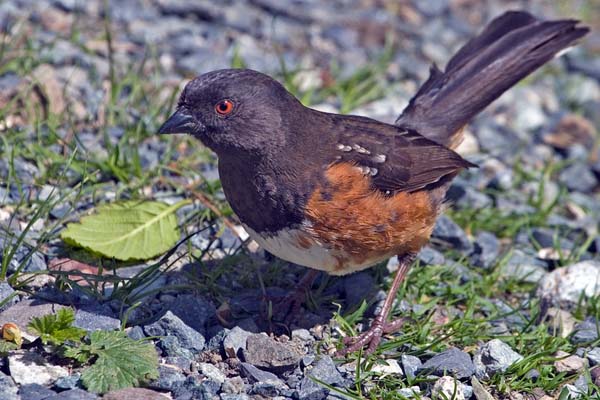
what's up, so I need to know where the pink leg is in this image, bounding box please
[336,253,415,356]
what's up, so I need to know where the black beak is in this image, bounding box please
[158,107,201,135]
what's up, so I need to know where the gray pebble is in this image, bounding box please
[240,363,281,384]
[431,215,473,253]
[18,383,55,400]
[73,309,120,331]
[559,163,597,193]
[44,388,97,400]
[470,231,500,269]
[473,339,523,379]
[223,326,252,359]
[421,347,475,379]
[401,355,422,379]
[144,310,206,359]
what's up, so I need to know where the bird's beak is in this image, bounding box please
[158,107,202,135]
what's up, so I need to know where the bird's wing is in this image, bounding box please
[329,115,476,194]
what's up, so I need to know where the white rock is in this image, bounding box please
[398,386,421,398]
[198,362,226,384]
[537,261,600,306]
[371,359,403,376]
[432,376,464,400]
[9,351,68,385]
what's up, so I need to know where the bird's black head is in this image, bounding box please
[158,69,302,158]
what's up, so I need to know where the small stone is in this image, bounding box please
[470,377,494,400]
[223,326,252,358]
[421,348,475,379]
[372,359,403,375]
[73,308,120,331]
[537,261,600,307]
[501,249,548,283]
[591,366,600,386]
[543,307,576,338]
[242,334,303,371]
[418,246,446,266]
[470,231,500,269]
[587,348,600,365]
[447,183,493,210]
[431,215,473,253]
[544,114,597,149]
[44,388,97,399]
[398,386,421,398]
[401,355,422,379]
[149,365,186,392]
[0,371,18,400]
[240,363,281,384]
[0,281,16,314]
[462,384,473,400]
[554,351,587,373]
[9,351,68,385]
[297,356,345,400]
[291,329,313,342]
[525,369,540,380]
[18,383,56,400]
[571,318,599,344]
[221,376,245,394]
[103,388,169,400]
[559,163,597,193]
[220,394,251,400]
[53,374,81,391]
[126,326,145,340]
[473,339,523,379]
[432,376,464,400]
[168,294,216,335]
[144,310,205,355]
[574,374,588,393]
[560,384,584,399]
[198,362,226,384]
[250,381,283,397]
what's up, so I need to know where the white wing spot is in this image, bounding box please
[336,143,352,152]
[352,144,370,154]
[372,154,386,163]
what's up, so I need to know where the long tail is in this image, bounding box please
[395,11,589,148]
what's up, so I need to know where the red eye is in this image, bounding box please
[215,100,234,115]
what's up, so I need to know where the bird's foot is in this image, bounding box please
[336,316,407,356]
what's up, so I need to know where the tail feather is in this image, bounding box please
[396,11,589,148]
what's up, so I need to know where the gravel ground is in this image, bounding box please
[0,0,600,399]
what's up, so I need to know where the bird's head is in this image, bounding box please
[158,69,301,159]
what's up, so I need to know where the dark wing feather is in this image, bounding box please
[330,115,475,193]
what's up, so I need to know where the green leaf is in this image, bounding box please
[78,331,158,394]
[0,340,18,354]
[27,308,86,345]
[60,200,191,261]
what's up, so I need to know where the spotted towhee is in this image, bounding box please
[159,11,588,355]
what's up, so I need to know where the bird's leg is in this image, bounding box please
[269,269,320,320]
[336,253,415,356]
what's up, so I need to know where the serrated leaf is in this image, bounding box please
[28,308,86,345]
[61,200,190,261]
[0,340,18,354]
[79,330,158,394]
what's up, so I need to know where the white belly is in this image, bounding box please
[242,223,391,276]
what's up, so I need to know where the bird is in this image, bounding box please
[158,11,588,355]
